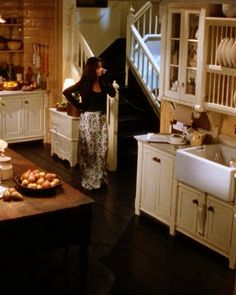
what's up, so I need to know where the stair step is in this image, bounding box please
[99,38,160,160]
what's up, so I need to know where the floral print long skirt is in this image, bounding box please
[78,111,108,190]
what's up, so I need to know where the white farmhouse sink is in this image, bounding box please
[176,144,236,201]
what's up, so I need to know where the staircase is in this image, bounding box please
[100,38,159,166]
[68,1,160,169]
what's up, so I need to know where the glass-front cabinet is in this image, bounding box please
[164,8,204,110]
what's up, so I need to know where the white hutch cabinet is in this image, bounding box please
[164,7,205,110]
[0,91,47,143]
[49,108,80,167]
[161,4,236,116]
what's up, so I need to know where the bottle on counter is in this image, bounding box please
[36,71,42,88]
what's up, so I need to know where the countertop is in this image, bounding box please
[134,134,190,156]
[0,89,47,96]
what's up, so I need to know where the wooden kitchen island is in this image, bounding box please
[0,148,94,285]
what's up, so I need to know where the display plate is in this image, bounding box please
[13,175,62,196]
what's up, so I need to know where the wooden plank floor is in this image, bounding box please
[7,141,236,295]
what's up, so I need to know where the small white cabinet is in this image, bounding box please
[176,182,234,257]
[0,91,46,143]
[49,108,80,167]
[135,138,177,233]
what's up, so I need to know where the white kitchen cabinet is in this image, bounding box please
[205,195,233,253]
[176,182,234,256]
[49,108,80,167]
[176,183,206,236]
[134,136,236,268]
[0,91,46,143]
[135,139,177,233]
[164,8,204,108]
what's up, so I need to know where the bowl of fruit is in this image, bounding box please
[14,168,62,195]
[3,81,19,91]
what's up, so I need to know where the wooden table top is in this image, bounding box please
[0,149,94,221]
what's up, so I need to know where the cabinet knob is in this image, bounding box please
[152,157,161,163]
[25,100,29,104]
[192,199,198,205]
[207,206,214,213]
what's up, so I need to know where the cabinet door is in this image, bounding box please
[204,196,233,253]
[165,8,200,106]
[177,183,205,236]
[24,93,44,138]
[141,146,174,223]
[2,97,23,141]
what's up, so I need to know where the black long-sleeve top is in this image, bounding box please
[63,77,116,114]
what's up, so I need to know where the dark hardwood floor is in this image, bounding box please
[7,141,236,295]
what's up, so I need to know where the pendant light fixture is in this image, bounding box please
[0,15,6,24]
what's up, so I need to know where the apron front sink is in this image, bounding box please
[176,144,236,202]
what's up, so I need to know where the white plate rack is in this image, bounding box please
[204,17,236,115]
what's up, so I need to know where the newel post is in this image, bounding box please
[106,81,119,171]
[125,5,135,86]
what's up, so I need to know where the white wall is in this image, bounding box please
[62,0,147,62]
[75,1,126,56]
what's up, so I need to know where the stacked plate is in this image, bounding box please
[216,38,236,68]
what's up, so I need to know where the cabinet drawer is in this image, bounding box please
[51,131,78,166]
[50,109,79,140]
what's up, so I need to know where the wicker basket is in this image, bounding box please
[67,102,80,117]
[56,105,67,112]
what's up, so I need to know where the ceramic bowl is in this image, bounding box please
[168,133,185,145]
[222,4,236,18]
[7,40,22,51]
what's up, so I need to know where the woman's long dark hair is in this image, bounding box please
[78,57,104,98]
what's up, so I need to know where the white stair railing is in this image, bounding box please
[67,6,119,171]
[126,1,161,114]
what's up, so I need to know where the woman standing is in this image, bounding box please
[63,57,116,190]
